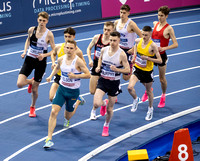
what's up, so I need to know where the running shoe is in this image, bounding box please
[43,138,54,148]
[141,88,153,102]
[102,126,109,137]
[63,120,70,128]
[115,98,118,103]
[145,109,153,121]
[29,106,36,117]
[90,110,97,120]
[158,94,166,108]
[131,97,140,112]
[78,96,86,105]
[100,99,108,116]
[27,77,34,93]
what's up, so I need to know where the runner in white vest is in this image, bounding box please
[90,31,130,137]
[44,40,90,148]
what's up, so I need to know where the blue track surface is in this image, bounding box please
[0,6,200,161]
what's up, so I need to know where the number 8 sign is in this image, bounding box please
[169,128,194,161]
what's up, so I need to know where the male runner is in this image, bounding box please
[17,11,55,117]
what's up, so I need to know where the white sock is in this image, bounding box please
[134,97,138,102]
[64,118,69,122]
[104,122,110,127]
[91,109,96,114]
[148,106,153,112]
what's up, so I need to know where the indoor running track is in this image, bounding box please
[0,6,200,161]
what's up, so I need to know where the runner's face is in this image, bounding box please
[64,43,76,55]
[37,16,48,27]
[64,33,75,42]
[120,10,129,20]
[158,11,168,23]
[109,36,120,48]
[142,31,151,42]
[103,25,113,37]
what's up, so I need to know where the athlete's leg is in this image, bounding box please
[89,75,99,95]
[127,74,139,99]
[17,74,33,88]
[49,82,59,102]
[144,82,154,107]
[158,64,167,94]
[105,96,116,124]
[31,80,40,107]
[48,104,62,140]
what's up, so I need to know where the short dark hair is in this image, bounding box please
[66,40,77,47]
[143,26,152,32]
[110,31,121,38]
[158,6,170,15]
[64,27,76,35]
[38,12,49,20]
[120,4,130,12]
[104,21,114,28]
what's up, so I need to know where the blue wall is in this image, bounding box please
[0,0,102,36]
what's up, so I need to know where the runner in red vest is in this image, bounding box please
[141,6,178,108]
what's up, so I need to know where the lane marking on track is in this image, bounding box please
[0,65,200,124]
[0,7,200,41]
[79,104,200,161]
[3,85,200,161]
[0,39,200,76]
[1,19,200,57]
[0,56,200,98]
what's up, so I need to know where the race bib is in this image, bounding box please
[61,72,75,86]
[135,53,147,67]
[120,38,128,47]
[101,65,115,80]
[28,44,43,57]
[94,47,101,58]
[152,39,160,47]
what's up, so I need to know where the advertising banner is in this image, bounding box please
[0,0,102,36]
[0,1,24,36]
[101,0,200,18]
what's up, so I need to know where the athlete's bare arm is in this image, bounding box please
[161,26,178,51]
[130,21,142,37]
[110,51,130,74]
[76,47,86,65]
[68,58,90,79]
[87,34,99,67]
[141,43,162,64]
[95,47,104,73]
[51,45,61,69]
[21,27,34,59]
[46,56,62,82]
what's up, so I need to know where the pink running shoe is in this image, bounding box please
[29,106,36,117]
[102,126,109,137]
[100,99,108,116]
[115,98,118,103]
[28,77,34,93]
[141,88,153,102]
[158,95,166,108]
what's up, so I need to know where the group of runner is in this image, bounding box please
[16,4,178,148]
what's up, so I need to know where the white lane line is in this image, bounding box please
[3,85,200,161]
[0,38,92,57]
[0,7,199,41]
[0,40,200,76]
[79,104,200,161]
[1,18,200,57]
[0,66,200,124]
[0,64,200,98]
[0,92,90,125]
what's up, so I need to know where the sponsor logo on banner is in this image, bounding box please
[32,0,91,17]
[0,1,12,25]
